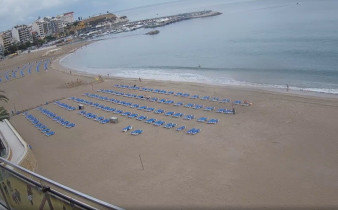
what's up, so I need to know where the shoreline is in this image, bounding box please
[58,46,338,100]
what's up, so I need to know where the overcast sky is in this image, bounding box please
[0,0,179,31]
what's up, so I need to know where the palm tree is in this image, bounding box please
[0,91,9,121]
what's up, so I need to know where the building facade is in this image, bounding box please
[0,30,13,52]
[32,17,64,38]
[12,25,33,43]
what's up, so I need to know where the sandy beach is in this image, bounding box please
[1,42,338,209]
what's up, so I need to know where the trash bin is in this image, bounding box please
[110,117,118,123]
[79,104,84,110]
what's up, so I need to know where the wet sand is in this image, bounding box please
[1,42,338,209]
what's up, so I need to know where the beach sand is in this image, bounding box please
[1,42,338,209]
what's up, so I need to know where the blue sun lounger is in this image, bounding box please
[128,113,138,118]
[130,104,140,109]
[186,128,200,135]
[138,106,147,110]
[224,109,234,114]
[164,100,174,105]
[66,123,76,128]
[122,125,133,132]
[193,104,203,109]
[122,111,131,116]
[204,106,215,111]
[164,123,177,129]
[216,108,226,113]
[197,117,208,122]
[184,103,194,108]
[114,110,123,114]
[149,97,158,102]
[176,125,186,131]
[145,118,156,124]
[191,95,199,99]
[172,113,184,118]
[165,111,175,116]
[131,129,143,136]
[146,107,155,112]
[136,115,147,121]
[211,97,219,102]
[201,96,210,100]
[96,116,105,122]
[183,115,194,120]
[154,109,165,114]
[158,99,166,103]
[221,98,230,103]
[207,119,219,124]
[154,120,165,126]
[174,102,184,106]
[100,119,110,124]
[233,100,242,105]
[45,131,55,137]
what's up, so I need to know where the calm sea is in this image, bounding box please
[61,0,338,95]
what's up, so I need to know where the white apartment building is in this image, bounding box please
[32,17,64,38]
[12,25,33,43]
[0,30,13,51]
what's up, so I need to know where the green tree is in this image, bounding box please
[44,35,56,42]
[0,91,9,121]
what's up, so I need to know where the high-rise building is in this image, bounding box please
[12,25,33,43]
[32,17,64,38]
[32,19,46,38]
[0,30,13,52]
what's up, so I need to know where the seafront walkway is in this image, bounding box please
[0,119,35,169]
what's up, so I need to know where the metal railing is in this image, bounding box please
[0,157,123,210]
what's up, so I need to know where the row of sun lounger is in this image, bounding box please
[23,112,55,136]
[88,92,229,118]
[54,101,76,111]
[0,59,50,83]
[98,89,237,114]
[113,84,239,104]
[77,110,110,124]
[70,96,218,125]
[37,107,76,128]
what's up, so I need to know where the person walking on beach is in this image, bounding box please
[286,84,289,91]
[139,77,142,82]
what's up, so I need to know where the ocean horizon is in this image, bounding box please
[61,0,338,95]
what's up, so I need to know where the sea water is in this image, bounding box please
[61,0,338,95]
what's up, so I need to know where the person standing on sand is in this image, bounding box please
[286,84,289,91]
[139,77,142,82]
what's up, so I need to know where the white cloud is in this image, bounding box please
[0,0,78,30]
